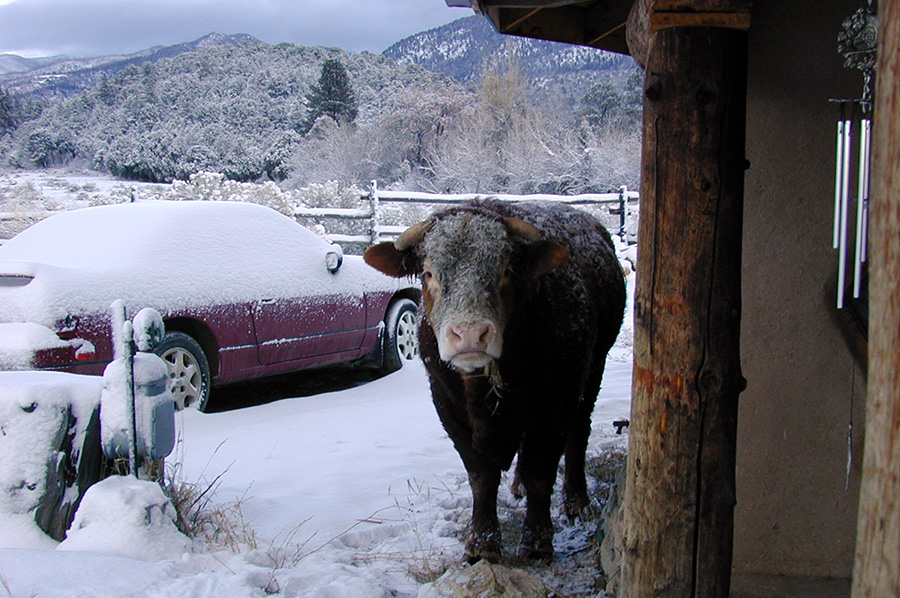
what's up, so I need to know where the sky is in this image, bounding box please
[0,0,471,59]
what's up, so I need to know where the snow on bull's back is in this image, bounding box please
[0,200,394,324]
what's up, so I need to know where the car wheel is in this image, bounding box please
[381,299,419,374]
[154,331,211,411]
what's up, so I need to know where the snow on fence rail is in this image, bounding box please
[296,182,641,247]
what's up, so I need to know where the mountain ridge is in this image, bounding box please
[0,32,262,96]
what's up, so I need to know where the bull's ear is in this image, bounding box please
[524,240,570,277]
[364,242,422,278]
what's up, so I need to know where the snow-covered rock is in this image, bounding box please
[58,475,190,561]
[417,561,554,598]
[0,371,104,542]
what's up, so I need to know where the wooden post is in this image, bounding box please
[620,24,748,598]
[851,2,900,596]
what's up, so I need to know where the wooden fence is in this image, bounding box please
[1,183,640,246]
[295,182,640,247]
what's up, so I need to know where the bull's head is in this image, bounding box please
[364,208,569,373]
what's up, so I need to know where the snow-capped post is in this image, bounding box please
[109,299,139,477]
[369,179,380,245]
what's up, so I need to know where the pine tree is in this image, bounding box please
[301,59,358,133]
[0,87,20,137]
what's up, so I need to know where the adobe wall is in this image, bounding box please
[735,0,867,578]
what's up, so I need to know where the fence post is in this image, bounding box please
[369,180,380,246]
[619,185,628,241]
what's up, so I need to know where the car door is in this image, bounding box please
[252,290,366,366]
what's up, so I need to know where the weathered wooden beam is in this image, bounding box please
[627,0,751,66]
[486,4,631,54]
[851,1,900,596]
[621,24,747,598]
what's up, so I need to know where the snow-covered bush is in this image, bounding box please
[167,171,295,216]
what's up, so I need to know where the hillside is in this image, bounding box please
[384,16,640,112]
[0,33,262,98]
[0,40,465,183]
[0,19,641,193]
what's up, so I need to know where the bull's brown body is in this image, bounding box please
[365,199,625,562]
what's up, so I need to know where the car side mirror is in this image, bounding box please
[325,245,344,274]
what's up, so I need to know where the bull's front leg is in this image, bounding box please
[463,459,502,563]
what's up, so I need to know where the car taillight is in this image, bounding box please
[74,340,96,361]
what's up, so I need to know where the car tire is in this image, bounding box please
[154,331,211,411]
[381,299,419,374]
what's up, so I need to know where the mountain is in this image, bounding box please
[0,33,262,97]
[0,54,66,76]
[384,16,640,112]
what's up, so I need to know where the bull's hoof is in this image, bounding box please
[518,528,553,562]
[465,531,501,564]
[562,493,591,521]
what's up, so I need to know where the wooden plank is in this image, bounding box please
[851,1,900,596]
[621,25,747,598]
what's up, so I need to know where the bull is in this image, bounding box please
[364,199,625,562]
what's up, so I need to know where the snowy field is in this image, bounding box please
[0,169,635,597]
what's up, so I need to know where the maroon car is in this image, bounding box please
[0,201,420,410]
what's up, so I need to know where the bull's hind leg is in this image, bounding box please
[563,361,605,520]
[516,432,565,561]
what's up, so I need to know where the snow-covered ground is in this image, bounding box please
[0,169,635,597]
[0,357,632,598]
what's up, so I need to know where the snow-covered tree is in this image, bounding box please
[301,59,358,133]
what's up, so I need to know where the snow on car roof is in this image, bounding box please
[0,200,329,268]
[0,201,397,325]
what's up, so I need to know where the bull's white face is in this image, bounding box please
[421,213,513,373]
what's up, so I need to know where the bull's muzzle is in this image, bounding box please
[439,320,501,373]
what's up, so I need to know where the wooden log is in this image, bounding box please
[851,2,900,596]
[621,25,747,598]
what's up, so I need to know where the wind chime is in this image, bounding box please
[833,0,877,492]
[833,0,877,311]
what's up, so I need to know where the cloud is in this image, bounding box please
[0,0,467,57]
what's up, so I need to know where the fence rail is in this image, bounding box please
[297,182,640,247]
[1,183,639,247]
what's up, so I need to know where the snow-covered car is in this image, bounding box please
[0,201,420,410]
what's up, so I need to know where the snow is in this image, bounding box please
[58,476,191,561]
[0,371,103,550]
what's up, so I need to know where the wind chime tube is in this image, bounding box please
[837,119,853,309]
[833,121,846,249]
[853,118,871,299]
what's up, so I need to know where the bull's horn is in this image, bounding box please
[505,217,541,241]
[394,219,434,251]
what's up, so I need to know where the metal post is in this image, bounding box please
[110,300,138,477]
[369,179,380,246]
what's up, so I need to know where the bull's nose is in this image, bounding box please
[448,322,495,355]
